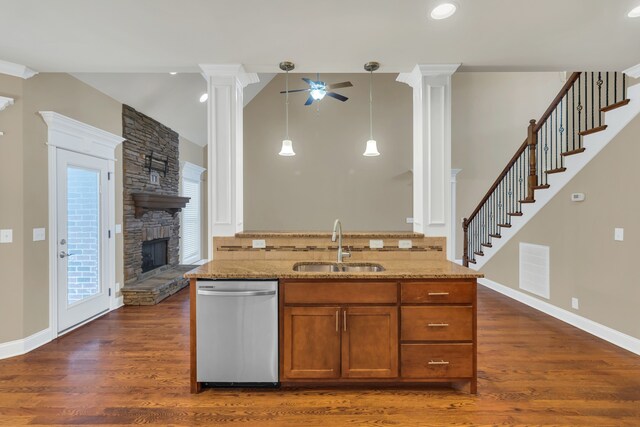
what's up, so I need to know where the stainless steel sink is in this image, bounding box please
[341,263,385,272]
[292,262,385,273]
[292,262,341,272]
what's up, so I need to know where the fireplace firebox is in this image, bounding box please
[141,238,169,273]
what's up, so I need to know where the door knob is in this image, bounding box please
[59,251,76,259]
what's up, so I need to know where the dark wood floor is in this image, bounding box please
[1,286,639,426]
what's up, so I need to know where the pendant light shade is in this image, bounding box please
[363,61,380,157]
[279,61,296,156]
[279,139,295,156]
[363,139,380,156]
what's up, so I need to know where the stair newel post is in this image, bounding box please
[527,119,538,201]
[462,218,469,267]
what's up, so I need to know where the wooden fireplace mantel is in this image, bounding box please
[131,193,190,218]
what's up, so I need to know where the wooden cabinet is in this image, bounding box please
[342,307,398,378]
[283,306,341,379]
[280,279,476,393]
[282,305,398,380]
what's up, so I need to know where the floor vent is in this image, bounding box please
[519,243,550,299]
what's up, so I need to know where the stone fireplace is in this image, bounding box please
[121,105,191,305]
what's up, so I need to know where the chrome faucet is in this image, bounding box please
[331,219,351,263]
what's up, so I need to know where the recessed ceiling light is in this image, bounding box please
[431,2,457,20]
[169,71,177,75]
[199,93,208,103]
[629,6,640,17]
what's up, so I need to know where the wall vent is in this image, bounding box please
[519,243,550,299]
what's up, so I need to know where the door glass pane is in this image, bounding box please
[67,167,100,305]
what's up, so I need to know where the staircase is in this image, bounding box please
[464,72,640,270]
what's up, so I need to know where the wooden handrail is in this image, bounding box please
[466,71,581,224]
[534,72,581,132]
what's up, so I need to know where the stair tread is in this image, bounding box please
[519,199,536,203]
[561,147,586,157]
[507,212,523,216]
[474,251,485,257]
[497,223,512,228]
[468,259,477,264]
[532,184,551,190]
[489,233,502,238]
[601,99,630,113]
[481,243,493,248]
[546,167,567,174]
[579,125,608,136]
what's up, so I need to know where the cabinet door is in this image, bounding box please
[283,306,341,379]
[342,306,398,378]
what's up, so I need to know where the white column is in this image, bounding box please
[397,64,460,259]
[450,168,462,261]
[200,65,259,254]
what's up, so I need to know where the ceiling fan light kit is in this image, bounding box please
[363,61,381,157]
[279,61,296,156]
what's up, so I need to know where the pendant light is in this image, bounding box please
[363,61,380,156]
[279,61,296,156]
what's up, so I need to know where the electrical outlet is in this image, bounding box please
[33,228,46,241]
[614,228,624,241]
[252,239,266,249]
[369,239,384,249]
[0,229,13,243]
[115,282,121,292]
[571,297,579,310]
[115,224,122,234]
[398,239,413,249]
[406,217,414,224]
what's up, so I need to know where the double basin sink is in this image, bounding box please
[293,262,385,273]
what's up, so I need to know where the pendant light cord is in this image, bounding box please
[369,70,374,140]
[285,70,290,140]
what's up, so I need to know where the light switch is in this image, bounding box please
[115,224,122,234]
[406,217,414,224]
[369,239,384,249]
[614,228,624,241]
[33,228,46,241]
[571,297,579,310]
[252,239,266,249]
[398,239,413,249]
[0,229,13,243]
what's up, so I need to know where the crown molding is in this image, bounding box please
[199,64,259,88]
[397,64,461,88]
[0,59,38,79]
[0,96,14,111]
[181,161,206,181]
[623,63,640,79]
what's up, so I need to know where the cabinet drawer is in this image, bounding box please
[401,306,472,341]
[401,281,474,304]
[401,344,473,378]
[284,282,397,304]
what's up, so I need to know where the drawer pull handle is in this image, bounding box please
[428,360,450,365]
[428,292,450,296]
[427,323,449,327]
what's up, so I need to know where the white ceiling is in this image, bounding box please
[1,0,639,73]
[72,72,275,146]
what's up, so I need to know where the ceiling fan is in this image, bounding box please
[279,69,353,106]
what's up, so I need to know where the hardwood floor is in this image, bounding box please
[1,286,639,426]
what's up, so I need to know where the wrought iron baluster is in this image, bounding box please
[623,73,627,100]
[614,72,618,104]
[597,72,603,126]
[591,72,595,129]
[606,72,609,107]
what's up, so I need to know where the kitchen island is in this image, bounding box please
[185,258,483,394]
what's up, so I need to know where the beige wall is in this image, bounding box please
[0,75,25,342]
[0,73,123,342]
[452,72,565,258]
[244,73,413,232]
[482,112,640,340]
[179,136,208,260]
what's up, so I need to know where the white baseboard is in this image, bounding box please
[479,277,640,356]
[112,296,124,310]
[0,327,52,360]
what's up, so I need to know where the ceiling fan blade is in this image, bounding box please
[326,92,348,102]
[302,77,316,86]
[279,89,311,94]
[304,95,315,106]
[327,82,353,90]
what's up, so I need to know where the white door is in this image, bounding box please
[56,149,110,333]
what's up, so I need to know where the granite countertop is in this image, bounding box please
[236,231,425,239]
[184,259,483,280]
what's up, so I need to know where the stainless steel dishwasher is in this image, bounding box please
[196,279,279,386]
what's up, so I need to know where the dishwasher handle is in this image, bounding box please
[197,289,276,297]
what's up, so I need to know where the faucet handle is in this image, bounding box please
[343,246,352,258]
